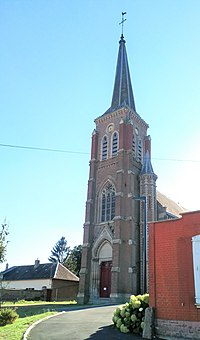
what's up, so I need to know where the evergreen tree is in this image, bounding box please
[64,245,82,277]
[48,236,70,263]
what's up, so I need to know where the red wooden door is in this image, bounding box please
[100,261,112,298]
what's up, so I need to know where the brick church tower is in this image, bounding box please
[77,33,157,304]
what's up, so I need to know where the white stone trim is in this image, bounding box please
[82,243,90,248]
[110,293,119,297]
[113,239,122,244]
[126,216,132,221]
[86,199,93,203]
[115,192,124,197]
[116,169,124,174]
[113,216,123,220]
[77,293,85,298]
[92,226,113,258]
[111,267,120,272]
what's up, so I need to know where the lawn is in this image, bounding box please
[0,301,77,340]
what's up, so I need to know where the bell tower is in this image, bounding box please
[78,32,157,304]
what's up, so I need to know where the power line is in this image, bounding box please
[0,142,200,163]
[0,143,89,155]
[153,157,200,163]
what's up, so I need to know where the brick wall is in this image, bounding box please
[51,279,79,301]
[148,210,200,339]
[0,288,45,302]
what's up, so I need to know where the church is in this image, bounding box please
[77,32,185,304]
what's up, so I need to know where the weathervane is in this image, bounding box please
[119,11,127,35]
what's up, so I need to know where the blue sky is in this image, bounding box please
[0,0,200,269]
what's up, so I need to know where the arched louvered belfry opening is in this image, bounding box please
[112,131,118,157]
[102,135,108,160]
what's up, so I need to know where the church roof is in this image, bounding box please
[157,191,187,217]
[140,150,155,175]
[103,34,136,115]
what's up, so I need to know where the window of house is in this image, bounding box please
[112,132,118,157]
[138,139,143,162]
[102,136,108,160]
[192,235,200,305]
[101,183,115,222]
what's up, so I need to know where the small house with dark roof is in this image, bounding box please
[1,260,79,301]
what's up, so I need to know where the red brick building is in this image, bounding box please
[149,211,200,339]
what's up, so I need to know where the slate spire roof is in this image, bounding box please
[110,34,136,112]
[140,150,155,175]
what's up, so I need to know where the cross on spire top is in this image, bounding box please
[119,11,127,36]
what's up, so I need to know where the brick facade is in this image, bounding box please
[149,211,200,339]
[78,34,157,304]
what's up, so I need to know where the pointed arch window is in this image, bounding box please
[102,136,108,160]
[101,183,115,222]
[112,132,118,157]
[138,139,143,162]
[132,134,136,158]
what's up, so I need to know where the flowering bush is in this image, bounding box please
[112,293,149,334]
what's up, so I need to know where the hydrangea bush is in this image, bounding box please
[112,293,149,334]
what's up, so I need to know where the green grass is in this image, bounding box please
[0,301,77,340]
[2,300,77,307]
[0,311,56,340]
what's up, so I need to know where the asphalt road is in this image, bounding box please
[27,305,142,340]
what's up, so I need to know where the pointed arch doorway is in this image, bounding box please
[100,261,112,297]
[98,241,112,298]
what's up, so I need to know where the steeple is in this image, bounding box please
[110,34,136,112]
[140,150,155,175]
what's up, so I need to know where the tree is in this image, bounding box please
[48,236,70,263]
[64,245,82,277]
[0,222,9,263]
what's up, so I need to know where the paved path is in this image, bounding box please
[28,305,142,340]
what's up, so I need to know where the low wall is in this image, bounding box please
[0,289,44,302]
[0,280,79,302]
[155,319,200,340]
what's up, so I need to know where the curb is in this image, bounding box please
[23,311,65,340]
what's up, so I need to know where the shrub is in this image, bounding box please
[0,308,19,326]
[112,293,149,334]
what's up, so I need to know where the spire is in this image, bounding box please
[140,150,155,175]
[111,34,136,112]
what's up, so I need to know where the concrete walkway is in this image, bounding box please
[27,305,142,339]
